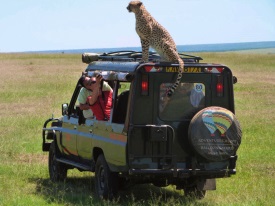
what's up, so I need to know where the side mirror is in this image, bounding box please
[233,76,238,84]
[62,103,68,115]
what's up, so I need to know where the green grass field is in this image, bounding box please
[0,51,274,205]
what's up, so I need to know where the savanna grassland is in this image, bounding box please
[0,51,275,206]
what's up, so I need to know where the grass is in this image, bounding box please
[0,51,275,205]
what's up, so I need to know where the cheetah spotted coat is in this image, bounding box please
[127,1,184,96]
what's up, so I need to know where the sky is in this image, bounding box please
[0,0,275,52]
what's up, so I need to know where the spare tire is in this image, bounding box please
[188,106,242,161]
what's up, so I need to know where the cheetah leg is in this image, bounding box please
[141,39,150,62]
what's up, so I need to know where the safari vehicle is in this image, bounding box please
[42,51,241,200]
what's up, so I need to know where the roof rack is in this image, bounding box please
[82,50,202,64]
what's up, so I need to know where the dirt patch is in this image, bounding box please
[17,153,48,165]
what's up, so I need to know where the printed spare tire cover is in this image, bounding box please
[188,106,242,161]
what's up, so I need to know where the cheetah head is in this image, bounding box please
[127,1,143,13]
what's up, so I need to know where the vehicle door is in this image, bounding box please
[76,118,94,159]
[60,114,78,156]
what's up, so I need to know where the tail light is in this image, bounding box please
[216,75,224,97]
[141,74,149,96]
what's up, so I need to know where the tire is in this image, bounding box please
[188,106,242,161]
[184,187,206,199]
[95,154,118,200]
[48,141,67,182]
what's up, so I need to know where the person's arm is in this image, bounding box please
[79,103,90,110]
[87,75,102,105]
[87,88,100,105]
[78,88,90,110]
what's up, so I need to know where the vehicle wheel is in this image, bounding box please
[184,187,206,199]
[48,141,67,182]
[95,154,118,200]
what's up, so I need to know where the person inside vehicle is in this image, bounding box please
[78,87,94,119]
[79,74,113,121]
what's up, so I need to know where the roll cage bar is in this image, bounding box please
[82,50,203,64]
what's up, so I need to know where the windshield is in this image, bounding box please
[159,83,205,121]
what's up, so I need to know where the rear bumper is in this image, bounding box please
[129,168,236,179]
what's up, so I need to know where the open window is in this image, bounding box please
[112,82,131,124]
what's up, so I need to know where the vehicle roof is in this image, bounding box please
[83,51,228,76]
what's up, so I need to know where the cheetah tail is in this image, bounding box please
[167,58,184,96]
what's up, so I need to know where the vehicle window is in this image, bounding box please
[118,82,131,95]
[112,82,131,124]
[159,83,205,121]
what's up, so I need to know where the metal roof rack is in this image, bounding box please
[82,50,203,64]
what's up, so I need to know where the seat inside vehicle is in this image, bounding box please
[113,90,129,124]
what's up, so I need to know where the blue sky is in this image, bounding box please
[0,0,275,52]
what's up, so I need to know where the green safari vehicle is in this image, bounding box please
[42,51,242,199]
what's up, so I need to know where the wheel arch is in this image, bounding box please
[93,147,104,163]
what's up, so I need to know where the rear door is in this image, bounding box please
[127,64,213,169]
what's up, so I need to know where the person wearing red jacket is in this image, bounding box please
[79,74,113,121]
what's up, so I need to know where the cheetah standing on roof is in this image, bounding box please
[127,1,184,96]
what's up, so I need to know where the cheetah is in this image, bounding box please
[127,1,184,96]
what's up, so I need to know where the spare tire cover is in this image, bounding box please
[188,106,242,161]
